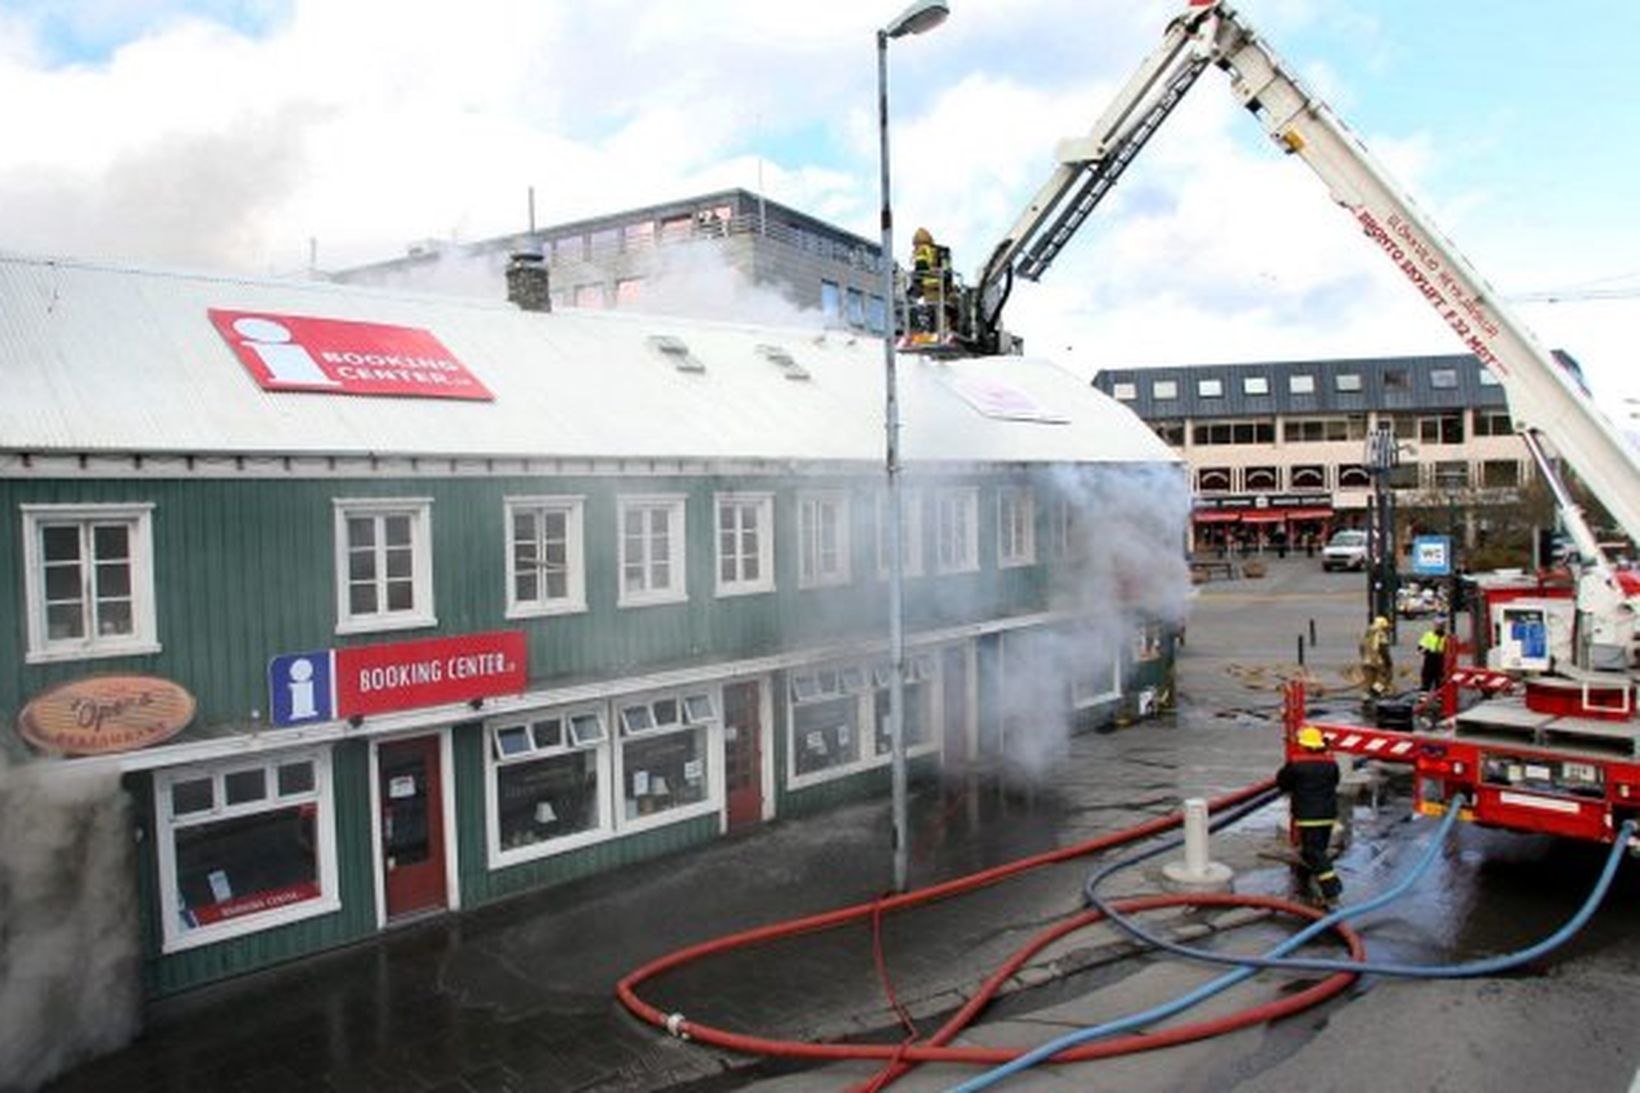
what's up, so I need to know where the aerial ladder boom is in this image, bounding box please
[1196,2,1640,662]
[968,4,1218,347]
[937,0,1640,665]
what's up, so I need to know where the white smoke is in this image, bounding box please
[625,238,826,330]
[997,462,1193,778]
[0,755,141,1092]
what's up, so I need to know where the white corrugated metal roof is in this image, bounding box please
[0,252,1176,468]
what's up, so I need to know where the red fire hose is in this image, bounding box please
[616,779,1365,1086]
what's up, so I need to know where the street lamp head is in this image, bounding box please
[884,0,949,38]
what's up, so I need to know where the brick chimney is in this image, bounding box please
[506,250,551,312]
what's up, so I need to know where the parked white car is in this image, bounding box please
[1322,529,1369,571]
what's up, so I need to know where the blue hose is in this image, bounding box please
[947,797,1468,1093]
[953,802,1632,1092]
[1085,816,1635,978]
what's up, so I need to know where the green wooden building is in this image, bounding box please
[0,252,1185,999]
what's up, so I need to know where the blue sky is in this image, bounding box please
[0,0,1634,410]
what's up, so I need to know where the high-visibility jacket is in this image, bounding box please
[1419,630,1447,655]
[1277,753,1340,824]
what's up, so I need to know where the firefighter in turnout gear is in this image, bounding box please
[1277,725,1343,907]
[1358,615,1394,698]
[907,227,955,339]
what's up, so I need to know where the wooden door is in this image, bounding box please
[723,682,763,831]
[379,735,447,919]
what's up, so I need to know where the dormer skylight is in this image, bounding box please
[757,344,810,381]
[648,334,705,373]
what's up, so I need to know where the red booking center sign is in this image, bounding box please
[210,309,494,401]
[335,631,528,718]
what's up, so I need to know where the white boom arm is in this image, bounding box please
[1191,1,1639,658]
[977,1,1640,658]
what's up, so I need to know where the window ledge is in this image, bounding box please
[335,613,437,637]
[161,896,341,954]
[26,640,162,666]
[505,600,588,620]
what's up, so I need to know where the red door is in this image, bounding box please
[379,735,447,919]
[724,682,763,831]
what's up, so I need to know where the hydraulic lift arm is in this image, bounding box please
[1198,2,1640,660]
[967,3,1219,350]
[952,0,1640,661]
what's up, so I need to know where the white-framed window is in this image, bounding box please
[1071,654,1122,708]
[788,658,942,788]
[1197,378,1223,398]
[935,488,980,574]
[997,487,1036,568]
[486,707,610,865]
[21,502,159,663]
[1243,376,1270,395]
[788,663,867,781]
[876,489,924,579]
[1289,374,1316,394]
[154,750,340,953]
[871,654,938,754]
[1430,368,1459,389]
[715,493,775,597]
[617,689,716,825]
[618,495,688,607]
[1336,373,1363,393]
[1049,496,1079,560]
[1152,379,1178,400]
[334,498,434,634]
[505,496,586,618]
[798,491,851,588]
[1112,382,1137,401]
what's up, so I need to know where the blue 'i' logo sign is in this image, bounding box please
[268,650,335,727]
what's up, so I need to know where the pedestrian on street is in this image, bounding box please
[1278,725,1343,907]
[1358,615,1393,697]
[1419,618,1449,692]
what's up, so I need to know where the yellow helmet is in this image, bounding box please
[1296,726,1326,750]
[912,227,933,246]
[1373,616,1390,630]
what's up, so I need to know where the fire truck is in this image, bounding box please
[903,0,1640,845]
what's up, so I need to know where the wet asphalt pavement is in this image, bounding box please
[43,557,1640,1092]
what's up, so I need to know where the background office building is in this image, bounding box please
[334,188,890,334]
[1094,354,1538,554]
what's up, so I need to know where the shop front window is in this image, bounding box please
[872,655,935,754]
[490,711,607,861]
[789,666,868,779]
[157,753,338,951]
[619,692,713,821]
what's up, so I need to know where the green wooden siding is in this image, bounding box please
[131,741,378,998]
[0,472,1065,731]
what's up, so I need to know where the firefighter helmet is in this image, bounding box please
[1296,726,1326,750]
[912,227,933,246]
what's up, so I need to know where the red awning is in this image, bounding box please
[1283,508,1334,520]
[1240,512,1285,523]
[1193,511,1241,524]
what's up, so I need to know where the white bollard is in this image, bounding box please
[1162,797,1234,890]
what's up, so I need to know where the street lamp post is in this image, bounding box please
[878,0,948,894]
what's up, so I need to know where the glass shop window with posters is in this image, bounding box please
[155,751,339,951]
[871,654,938,756]
[488,708,610,864]
[788,662,869,782]
[618,691,716,823]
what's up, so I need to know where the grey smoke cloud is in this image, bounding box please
[0,755,141,1092]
